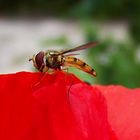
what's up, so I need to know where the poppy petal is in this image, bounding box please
[94,85,140,140]
[0,72,117,140]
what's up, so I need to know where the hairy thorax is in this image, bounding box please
[45,50,64,69]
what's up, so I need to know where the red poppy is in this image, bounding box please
[0,71,139,140]
[94,85,140,140]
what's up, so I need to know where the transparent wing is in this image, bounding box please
[60,41,98,54]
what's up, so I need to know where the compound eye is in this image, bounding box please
[35,51,45,71]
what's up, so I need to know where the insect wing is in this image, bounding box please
[63,53,79,56]
[61,41,98,54]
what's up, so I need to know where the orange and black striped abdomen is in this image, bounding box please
[64,56,96,77]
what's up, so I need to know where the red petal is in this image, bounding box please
[94,85,140,140]
[69,84,117,140]
[0,72,117,140]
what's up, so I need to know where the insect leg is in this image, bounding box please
[32,67,49,88]
[60,66,69,72]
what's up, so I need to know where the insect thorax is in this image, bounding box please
[45,50,64,69]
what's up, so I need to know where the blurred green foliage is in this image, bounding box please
[88,40,140,88]
[40,36,68,47]
[1,0,140,43]
[79,22,140,88]
[82,21,140,88]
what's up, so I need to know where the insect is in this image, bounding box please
[29,42,97,77]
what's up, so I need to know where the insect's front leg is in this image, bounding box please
[60,66,69,72]
[42,66,49,72]
[32,66,49,87]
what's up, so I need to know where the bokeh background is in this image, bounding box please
[0,0,140,88]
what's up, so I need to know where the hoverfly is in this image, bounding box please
[29,42,97,77]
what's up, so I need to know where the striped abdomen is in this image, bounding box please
[64,56,96,77]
